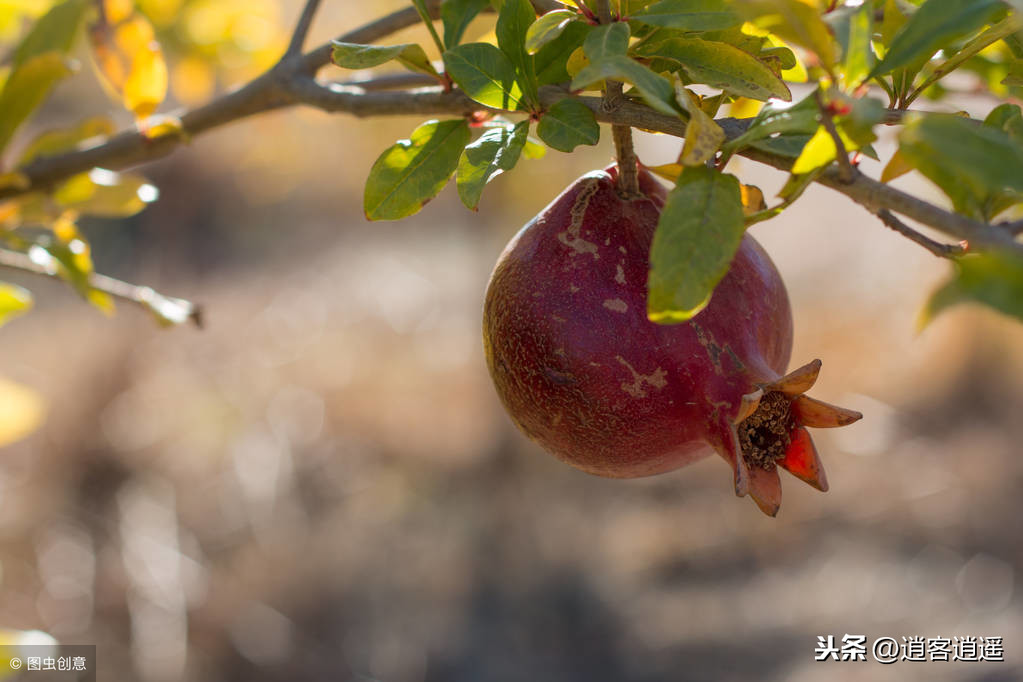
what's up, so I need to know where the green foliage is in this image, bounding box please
[922,250,1023,325]
[331,41,438,76]
[525,10,578,54]
[629,0,741,31]
[647,166,745,323]
[444,43,527,110]
[364,119,471,221]
[536,99,600,152]
[441,0,490,48]
[457,121,530,209]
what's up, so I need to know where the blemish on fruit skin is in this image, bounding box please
[603,298,628,313]
[618,246,627,255]
[692,322,724,375]
[551,314,567,323]
[615,263,626,285]
[558,178,601,259]
[615,355,668,398]
[569,284,580,293]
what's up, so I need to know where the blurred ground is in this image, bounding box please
[1,4,1023,681]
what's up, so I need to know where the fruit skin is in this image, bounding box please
[483,165,861,515]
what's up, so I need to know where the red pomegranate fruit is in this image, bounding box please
[483,165,861,516]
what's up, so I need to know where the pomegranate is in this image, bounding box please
[483,165,861,516]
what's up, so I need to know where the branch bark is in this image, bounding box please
[1,3,1020,259]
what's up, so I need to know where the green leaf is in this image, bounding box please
[441,0,490,48]
[537,98,600,152]
[456,121,529,209]
[0,52,74,156]
[825,1,873,87]
[647,166,745,322]
[571,56,678,115]
[53,168,159,218]
[0,283,32,327]
[869,0,1004,77]
[583,22,631,61]
[721,93,818,157]
[331,41,438,76]
[634,37,790,101]
[364,119,471,221]
[921,249,1023,326]
[631,0,741,30]
[535,20,591,85]
[526,10,578,54]
[898,113,1023,218]
[497,0,540,108]
[444,43,526,110]
[749,133,812,158]
[738,0,837,68]
[17,117,115,166]
[12,0,87,69]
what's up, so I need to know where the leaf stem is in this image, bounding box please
[410,0,446,56]
[815,90,856,184]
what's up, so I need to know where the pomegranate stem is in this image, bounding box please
[594,0,640,197]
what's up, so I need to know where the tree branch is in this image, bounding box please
[875,209,965,258]
[815,90,855,184]
[285,0,324,57]
[1,5,1019,261]
[0,248,202,327]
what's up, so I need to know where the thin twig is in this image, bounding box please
[875,210,965,258]
[0,248,202,327]
[815,90,856,183]
[997,219,1023,236]
[285,0,324,57]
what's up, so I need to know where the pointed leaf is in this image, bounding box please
[634,37,790,101]
[869,0,1004,77]
[583,22,630,61]
[738,0,837,68]
[537,97,600,152]
[53,168,158,218]
[18,117,115,166]
[497,0,539,107]
[0,53,74,155]
[12,0,88,69]
[825,1,873,87]
[457,121,529,209]
[364,119,471,221]
[648,166,745,322]
[631,0,740,30]
[444,43,527,110]
[526,9,578,54]
[331,41,438,76]
[572,56,678,115]
[89,12,168,119]
[675,85,725,165]
[441,0,490,48]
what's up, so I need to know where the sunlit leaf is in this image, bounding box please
[572,56,678,115]
[497,0,539,108]
[90,11,169,119]
[740,183,766,215]
[630,0,740,31]
[11,0,88,69]
[0,282,32,327]
[441,0,490,48]
[880,148,914,183]
[526,9,578,54]
[364,119,470,220]
[674,84,725,165]
[18,117,115,166]
[534,20,591,85]
[921,249,1023,326]
[721,93,818,158]
[738,0,837,68]
[634,36,791,101]
[331,41,438,76]
[0,52,74,155]
[53,168,158,218]
[648,165,745,322]
[457,121,529,209]
[869,0,1004,77]
[537,97,600,152]
[444,43,527,110]
[825,1,873,87]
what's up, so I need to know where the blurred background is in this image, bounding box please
[1,1,1022,680]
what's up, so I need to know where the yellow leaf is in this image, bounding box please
[0,52,74,155]
[0,282,32,327]
[740,184,767,215]
[647,163,682,182]
[0,377,46,447]
[171,54,214,106]
[881,148,914,183]
[729,97,763,118]
[566,46,589,79]
[90,11,167,120]
[674,84,725,166]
